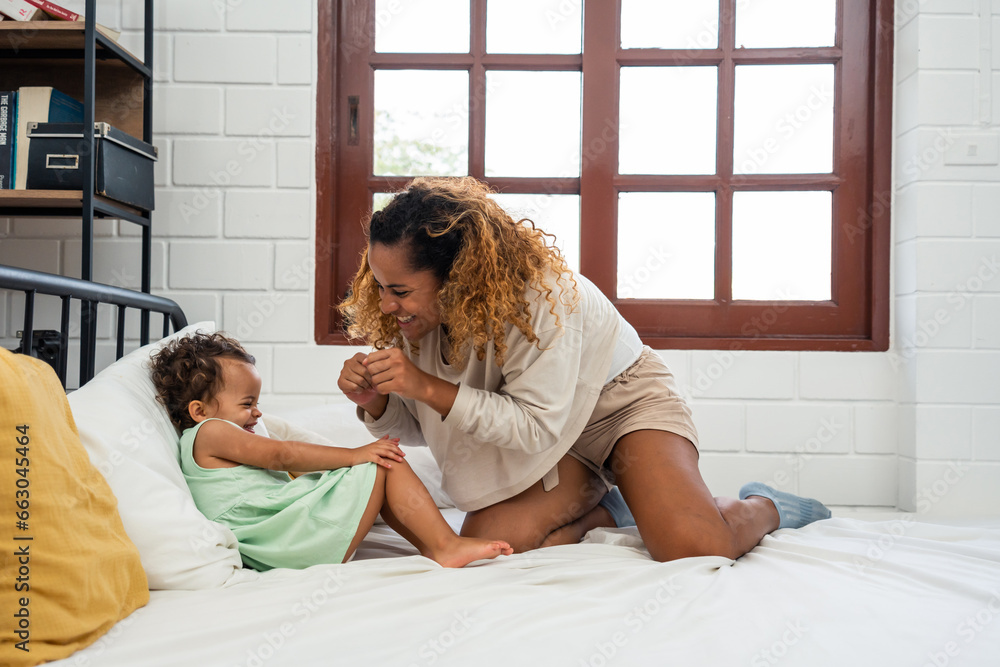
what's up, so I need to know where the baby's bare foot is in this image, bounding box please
[430,537,513,568]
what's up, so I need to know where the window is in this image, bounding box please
[316,0,893,350]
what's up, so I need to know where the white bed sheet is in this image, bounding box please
[56,513,1000,667]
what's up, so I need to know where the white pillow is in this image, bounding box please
[69,322,253,590]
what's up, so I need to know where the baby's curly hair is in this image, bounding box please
[149,332,256,432]
[338,176,577,369]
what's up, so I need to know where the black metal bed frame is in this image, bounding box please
[0,264,187,388]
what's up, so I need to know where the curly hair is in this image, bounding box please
[338,176,577,369]
[149,332,256,432]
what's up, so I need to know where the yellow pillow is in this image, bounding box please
[0,349,148,666]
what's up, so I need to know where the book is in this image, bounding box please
[0,2,121,43]
[0,91,14,189]
[24,0,79,21]
[0,0,48,21]
[13,86,83,189]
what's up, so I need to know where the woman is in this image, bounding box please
[337,176,829,562]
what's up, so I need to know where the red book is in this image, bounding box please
[23,0,79,21]
[0,0,46,20]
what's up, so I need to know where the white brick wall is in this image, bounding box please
[221,292,312,343]
[174,35,277,83]
[976,184,1000,234]
[688,350,796,399]
[973,406,1000,460]
[123,2,224,31]
[1,238,61,275]
[224,191,311,238]
[155,87,223,135]
[63,238,167,290]
[894,0,1000,513]
[916,16,981,69]
[272,344,367,396]
[276,141,313,187]
[223,0,313,33]
[894,183,974,240]
[151,189,223,237]
[1,0,998,514]
[277,36,313,85]
[224,88,312,136]
[798,353,898,400]
[166,241,271,290]
[688,402,744,452]
[854,404,897,455]
[172,139,276,187]
[745,404,851,454]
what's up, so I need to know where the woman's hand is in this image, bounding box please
[351,436,405,469]
[338,353,388,415]
[364,348,429,401]
[365,348,460,418]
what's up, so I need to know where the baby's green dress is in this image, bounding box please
[179,418,378,570]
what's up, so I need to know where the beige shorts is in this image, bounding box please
[566,347,699,489]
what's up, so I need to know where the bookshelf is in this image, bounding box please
[0,189,146,216]
[0,0,154,378]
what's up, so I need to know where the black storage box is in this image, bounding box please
[26,122,157,211]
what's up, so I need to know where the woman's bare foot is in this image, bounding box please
[424,536,513,568]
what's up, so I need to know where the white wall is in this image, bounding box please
[1,0,998,514]
[892,0,1000,514]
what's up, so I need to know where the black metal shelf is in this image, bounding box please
[0,0,155,383]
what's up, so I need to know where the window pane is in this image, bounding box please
[621,0,719,50]
[373,70,468,176]
[736,0,836,49]
[491,194,581,273]
[619,67,718,175]
[485,71,581,178]
[487,0,581,54]
[375,0,470,53]
[373,192,393,212]
[618,192,716,300]
[732,191,831,301]
[733,65,834,175]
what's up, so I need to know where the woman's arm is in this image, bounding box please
[193,419,404,471]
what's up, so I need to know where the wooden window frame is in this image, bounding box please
[315,0,893,351]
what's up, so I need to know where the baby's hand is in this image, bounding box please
[352,436,404,469]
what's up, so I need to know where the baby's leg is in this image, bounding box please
[379,459,512,567]
[341,466,386,563]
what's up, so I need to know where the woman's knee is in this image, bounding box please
[642,520,740,562]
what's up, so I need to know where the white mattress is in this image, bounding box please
[55,512,1000,667]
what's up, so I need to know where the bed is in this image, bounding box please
[3,265,1000,667]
